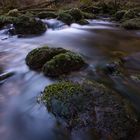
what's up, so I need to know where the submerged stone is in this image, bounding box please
[42,80,138,139]
[43,52,85,76]
[26,47,67,70]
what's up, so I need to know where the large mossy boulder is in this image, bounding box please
[42,80,138,139]
[37,11,57,19]
[122,18,140,30]
[43,52,85,76]
[57,12,73,25]
[13,15,47,36]
[26,47,67,70]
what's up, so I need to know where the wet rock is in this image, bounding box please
[43,52,85,76]
[42,80,138,139]
[0,72,15,81]
[37,11,57,19]
[13,15,47,36]
[57,12,73,25]
[122,18,140,30]
[26,47,67,70]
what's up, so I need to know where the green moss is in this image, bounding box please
[58,12,73,25]
[26,47,67,70]
[43,81,85,117]
[37,11,57,19]
[13,15,47,35]
[43,52,85,76]
[122,18,140,30]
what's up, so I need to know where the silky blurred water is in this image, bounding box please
[0,19,140,140]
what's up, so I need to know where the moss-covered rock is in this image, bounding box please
[123,9,137,20]
[82,12,96,19]
[0,15,15,29]
[76,19,89,25]
[81,6,101,14]
[42,80,138,139]
[122,18,140,30]
[115,10,126,21]
[13,15,47,35]
[43,52,85,76]
[57,12,73,25]
[130,74,140,82]
[37,11,57,19]
[6,9,19,17]
[68,8,83,22]
[26,47,67,70]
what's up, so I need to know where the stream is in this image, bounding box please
[0,19,140,140]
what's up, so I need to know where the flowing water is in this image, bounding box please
[0,19,140,140]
